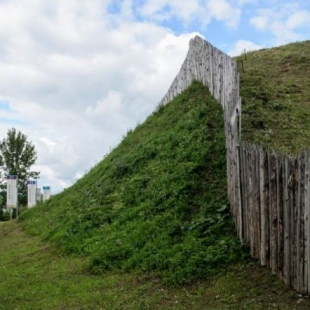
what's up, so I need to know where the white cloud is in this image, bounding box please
[237,0,256,4]
[250,15,268,30]
[139,0,200,23]
[138,0,241,29]
[86,91,124,116]
[228,40,263,56]
[286,10,310,29]
[0,0,197,193]
[250,3,310,45]
[206,0,241,28]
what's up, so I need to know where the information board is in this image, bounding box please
[7,175,18,209]
[27,180,37,208]
[43,186,51,201]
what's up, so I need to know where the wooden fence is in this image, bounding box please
[237,142,310,294]
[158,36,310,295]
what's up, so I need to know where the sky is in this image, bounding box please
[0,0,309,194]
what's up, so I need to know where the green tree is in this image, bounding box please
[0,128,40,208]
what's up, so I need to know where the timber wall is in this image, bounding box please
[159,36,310,295]
[239,143,310,294]
[159,36,242,238]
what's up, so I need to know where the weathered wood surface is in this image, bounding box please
[159,36,238,113]
[238,143,310,294]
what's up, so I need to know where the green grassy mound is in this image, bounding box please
[20,81,245,284]
[236,40,310,154]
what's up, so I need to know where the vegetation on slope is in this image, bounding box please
[236,40,310,154]
[20,81,245,284]
[2,221,310,309]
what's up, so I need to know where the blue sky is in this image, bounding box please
[0,0,309,193]
[107,0,310,53]
[0,101,10,112]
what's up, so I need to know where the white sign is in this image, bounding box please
[36,188,41,203]
[43,186,51,201]
[27,180,37,208]
[7,175,18,209]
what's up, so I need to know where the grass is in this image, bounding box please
[236,40,310,154]
[19,81,245,284]
[1,220,310,309]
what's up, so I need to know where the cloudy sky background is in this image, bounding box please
[0,0,309,193]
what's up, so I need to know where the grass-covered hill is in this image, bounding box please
[236,40,310,154]
[20,81,245,284]
[19,40,310,287]
[4,40,310,308]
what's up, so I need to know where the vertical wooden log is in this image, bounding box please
[260,147,267,266]
[296,154,301,293]
[283,155,290,285]
[255,146,261,259]
[298,152,305,294]
[249,145,255,257]
[247,144,252,249]
[277,155,284,280]
[290,158,297,289]
[275,152,279,275]
[303,150,307,294]
[245,145,250,243]
[238,142,243,238]
[293,157,299,291]
[265,150,271,268]
[270,152,278,275]
[227,128,232,213]
[237,143,243,240]
[250,145,258,258]
[252,145,258,258]
[242,142,247,241]
[306,149,310,294]
[238,142,245,240]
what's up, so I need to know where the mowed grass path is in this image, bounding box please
[1,221,310,309]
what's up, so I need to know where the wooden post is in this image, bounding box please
[290,158,297,289]
[243,144,249,242]
[249,145,255,257]
[270,152,278,274]
[277,155,284,280]
[298,152,306,293]
[260,147,266,265]
[237,143,243,240]
[265,150,271,268]
[306,150,310,293]
[255,145,261,259]
[283,155,290,285]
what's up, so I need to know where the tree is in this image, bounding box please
[0,128,40,208]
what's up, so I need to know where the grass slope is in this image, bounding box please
[2,221,310,309]
[20,81,244,284]
[7,40,310,306]
[236,40,310,154]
